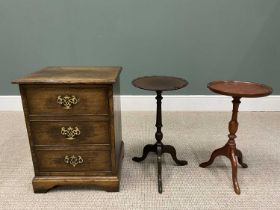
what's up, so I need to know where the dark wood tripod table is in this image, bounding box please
[200,80,272,194]
[132,76,188,193]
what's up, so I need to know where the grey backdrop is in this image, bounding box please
[1,0,279,95]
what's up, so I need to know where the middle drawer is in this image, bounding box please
[30,120,110,146]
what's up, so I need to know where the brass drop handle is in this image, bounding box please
[57,95,79,109]
[64,155,83,167]
[61,126,81,140]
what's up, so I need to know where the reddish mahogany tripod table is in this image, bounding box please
[132,76,188,193]
[199,80,272,194]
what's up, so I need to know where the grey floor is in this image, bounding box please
[0,111,279,209]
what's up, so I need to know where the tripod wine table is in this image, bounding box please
[132,76,188,193]
[199,80,272,194]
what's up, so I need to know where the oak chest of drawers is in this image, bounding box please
[13,66,124,193]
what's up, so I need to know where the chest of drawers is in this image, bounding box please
[13,66,124,193]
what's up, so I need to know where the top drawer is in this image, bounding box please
[23,85,109,115]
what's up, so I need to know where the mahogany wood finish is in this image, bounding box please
[200,80,272,194]
[13,66,124,193]
[132,76,188,193]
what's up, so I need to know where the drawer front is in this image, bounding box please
[35,149,112,172]
[30,121,110,146]
[24,86,109,115]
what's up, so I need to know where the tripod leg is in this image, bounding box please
[132,144,156,162]
[230,150,240,194]
[236,149,248,168]
[162,145,187,166]
[157,144,163,193]
[199,145,227,168]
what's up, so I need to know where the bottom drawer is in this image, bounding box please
[35,149,112,173]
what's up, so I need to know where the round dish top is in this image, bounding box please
[132,76,188,91]
[208,80,272,98]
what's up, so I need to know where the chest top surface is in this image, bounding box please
[13,66,122,84]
